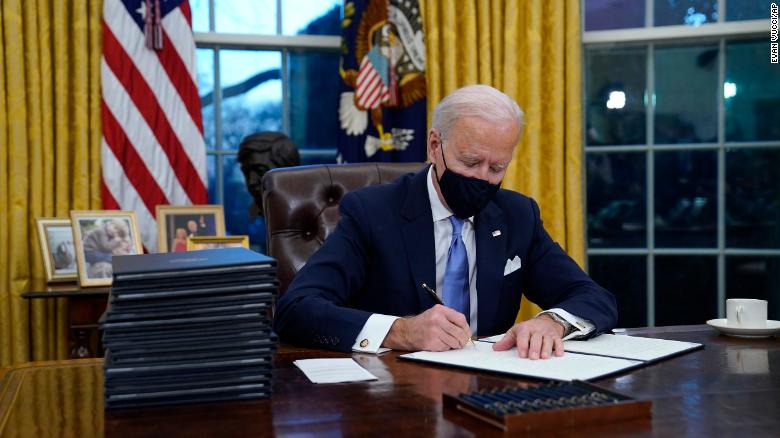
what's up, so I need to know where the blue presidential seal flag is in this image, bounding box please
[337,0,427,163]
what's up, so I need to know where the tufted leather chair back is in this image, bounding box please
[262,162,426,296]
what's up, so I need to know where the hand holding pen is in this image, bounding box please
[421,283,476,348]
[381,284,476,351]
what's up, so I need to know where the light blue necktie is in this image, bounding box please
[443,216,470,322]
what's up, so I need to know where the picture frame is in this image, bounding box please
[156,205,226,253]
[36,218,78,283]
[186,235,249,251]
[70,210,143,287]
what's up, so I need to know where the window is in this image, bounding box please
[583,0,780,327]
[193,0,342,251]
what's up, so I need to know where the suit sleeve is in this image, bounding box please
[521,198,618,336]
[273,192,375,352]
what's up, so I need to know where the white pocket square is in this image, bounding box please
[503,255,522,276]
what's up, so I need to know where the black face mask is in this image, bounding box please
[433,145,500,219]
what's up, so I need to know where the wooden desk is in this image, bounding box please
[1,326,778,437]
[21,279,109,358]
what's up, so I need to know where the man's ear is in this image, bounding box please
[426,129,440,163]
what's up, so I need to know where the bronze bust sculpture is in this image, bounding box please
[237,132,301,217]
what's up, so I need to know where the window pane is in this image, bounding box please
[726,0,774,21]
[726,148,780,248]
[655,256,717,325]
[585,47,647,146]
[587,152,647,248]
[197,48,215,149]
[655,150,717,247]
[727,256,780,320]
[215,0,276,34]
[282,0,341,35]
[222,155,266,250]
[725,39,780,142]
[654,44,718,144]
[654,0,717,26]
[191,0,210,32]
[589,256,647,327]
[219,50,283,150]
[207,153,217,203]
[288,50,340,149]
[585,0,645,30]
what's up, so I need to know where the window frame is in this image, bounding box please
[194,0,341,205]
[582,0,778,326]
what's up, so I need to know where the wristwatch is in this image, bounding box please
[541,312,574,337]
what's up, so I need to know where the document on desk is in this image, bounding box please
[563,334,702,362]
[481,333,703,363]
[294,358,378,384]
[399,342,643,381]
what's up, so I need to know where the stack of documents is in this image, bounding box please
[100,247,278,409]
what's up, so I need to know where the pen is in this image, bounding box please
[421,282,444,305]
[421,283,475,347]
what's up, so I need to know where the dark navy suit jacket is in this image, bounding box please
[274,167,617,351]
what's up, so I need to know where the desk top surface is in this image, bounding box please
[1,325,779,437]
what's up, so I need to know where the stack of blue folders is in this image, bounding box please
[100,247,277,410]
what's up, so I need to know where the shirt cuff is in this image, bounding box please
[538,308,595,341]
[351,313,401,354]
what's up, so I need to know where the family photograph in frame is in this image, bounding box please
[36,218,78,283]
[70,211,143,287]
[186,235,249,251]
[156,205,226,253]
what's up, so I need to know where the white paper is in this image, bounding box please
[564,334,701,362]
[400,341,641,381]
[294,358,378,384]
[480,333,700,363]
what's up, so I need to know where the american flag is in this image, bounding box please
[355,51,390,110]
[101,0,207,252]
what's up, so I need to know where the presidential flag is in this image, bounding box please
[337,0,427,163]
[101,0,207,252]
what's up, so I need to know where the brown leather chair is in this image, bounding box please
[262,162,426,296]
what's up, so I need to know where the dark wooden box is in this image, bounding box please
[443,381,652,433]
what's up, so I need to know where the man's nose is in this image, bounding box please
[473,165,491,182]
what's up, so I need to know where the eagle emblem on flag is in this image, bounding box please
[338,0,426,161]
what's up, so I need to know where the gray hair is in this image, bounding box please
[431,84,524,141]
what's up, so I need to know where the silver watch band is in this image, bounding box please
[542,312,574,337]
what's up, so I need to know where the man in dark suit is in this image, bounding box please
[274,85,617,360]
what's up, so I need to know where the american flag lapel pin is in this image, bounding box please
[492,230,501,237]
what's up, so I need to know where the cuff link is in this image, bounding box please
[360,339,369,348]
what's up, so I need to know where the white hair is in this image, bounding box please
[431,84,524,140]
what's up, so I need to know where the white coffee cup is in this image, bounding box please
[726,298,767,328]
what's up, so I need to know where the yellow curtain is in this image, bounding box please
[0,0,103,366]
[421,0,584,322]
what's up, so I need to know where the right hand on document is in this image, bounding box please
[382,304,471,351]
[492,315,565,360]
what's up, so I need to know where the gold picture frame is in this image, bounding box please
[70,210,143,287]
[186,235,249,251]
[156,205,226,253]
[36,218,78,283]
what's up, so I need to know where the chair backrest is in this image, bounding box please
[262,162,426,296]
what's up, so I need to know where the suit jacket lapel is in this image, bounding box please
[400,167,437,310]
[475,201,506,336]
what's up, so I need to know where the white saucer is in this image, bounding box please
[706,319,780,338]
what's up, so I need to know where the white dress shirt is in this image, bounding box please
[352,166,593,353]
